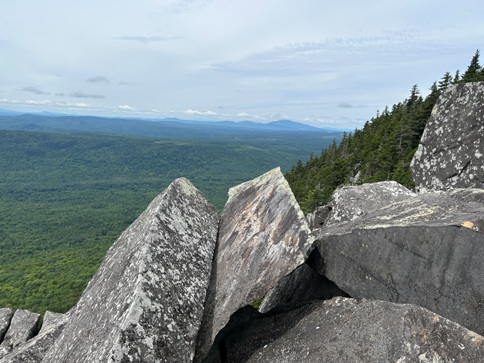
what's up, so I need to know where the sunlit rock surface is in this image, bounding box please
[42,178,219,363]
[0,310,40,359]
[195,167,314,361]
[411,81,484,192]
[0,312,67,363]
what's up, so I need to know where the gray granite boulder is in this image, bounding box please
[411,81,484,193]
[196,168,314,361]
[224,298,484,362]
[313,184,484,335]
[42,178,219,363]
[0,312,67,363]
[0,309,13,344]
[0,310,40,359]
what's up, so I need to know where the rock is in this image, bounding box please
[0,310,40,359]
[42,178,219,363]
[321,181,416,227]
[224,298,484,363]
[38,311,66,335]
[0,312,68,363]
[411,81,484,193]
[0,309,13,344]
[259,249,349,314]
[196,168,314,360]
[314,184,484,335]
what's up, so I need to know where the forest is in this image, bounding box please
[286,49,484,213]
[0,127,338,314]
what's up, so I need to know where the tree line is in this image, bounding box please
[286,50,484,213]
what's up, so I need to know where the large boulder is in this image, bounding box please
[0,312,68,363]
[196,168,314,360]
[224,297,484,362]
[411,81,484,192]
[313,183,484,335]
[0,309,13,344]
[42,178,219,363]
[0,310,40,359]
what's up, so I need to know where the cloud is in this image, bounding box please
[115,35,180,44]
[20,86,50,95]
[182,109,217,116]
[68,91,105,99]
[337,102,367,109]
[118,104,136,111]
[86,75,110,83]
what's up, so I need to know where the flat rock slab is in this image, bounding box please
[224,298,484,363]
[0,310,40,359]
[43,178,219,363]
[196,168,314,360]
[314,185,484,335]
[0,312,68,363]
[411,81,484,192]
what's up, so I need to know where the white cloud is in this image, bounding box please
[182,109,217,116]
[118,104,136,111]
[68,91,105,99]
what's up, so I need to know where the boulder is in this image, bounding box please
[42,178,219,363]
[411,81,484,193]
[196,168,314,360]
[0,309,13,344]
[224,298,484,362]
[0,312,67,363]
[313,184,484,335]
[0,310,40,359]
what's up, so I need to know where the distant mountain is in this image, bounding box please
[0,108,23,116]
[0,113,344,140]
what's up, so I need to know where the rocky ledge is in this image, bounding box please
[0,82,483,362]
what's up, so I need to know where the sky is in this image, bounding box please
[1,0,483,129]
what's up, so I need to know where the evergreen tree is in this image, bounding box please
[438,72,453,91]
[461,50,481,82]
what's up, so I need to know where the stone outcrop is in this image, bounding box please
[313,183,484,335]
[196,167,314,360]
[223,298,484,362]
[411,82,484,192]
[0,312,67,363]
[42,178,219,363]
[0,309,13,344]
[0,310,40,359]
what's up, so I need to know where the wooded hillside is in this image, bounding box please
[286,50,484,213]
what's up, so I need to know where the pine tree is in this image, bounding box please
[438,72,453,91]
[461,50,481,82]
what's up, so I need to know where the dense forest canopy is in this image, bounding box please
[286,50,484,213]
[0,128,337,314]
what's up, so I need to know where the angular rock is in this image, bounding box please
[0,312,67,363]
[224,298,484,362]
[43,178,219,363]
[196,168,314,360]
[314,184,484,335]
[0,309,13,344]
[411,81,484,193]
[0,310,40,359]
[318,181,416,228]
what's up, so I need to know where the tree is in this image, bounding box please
[461,50,481,82]
[438,72,453,91]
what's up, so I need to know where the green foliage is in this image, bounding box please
[287,50,484,214]
[0,129,338,314]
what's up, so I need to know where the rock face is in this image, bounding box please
[0,309,13,344]
[0,312,67,363]
[42,178,219,363]
[313,183,484,335]
[224,298,484,362]
[0,310,40,359]
[196,167,314,360]
[411,82,484,192]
